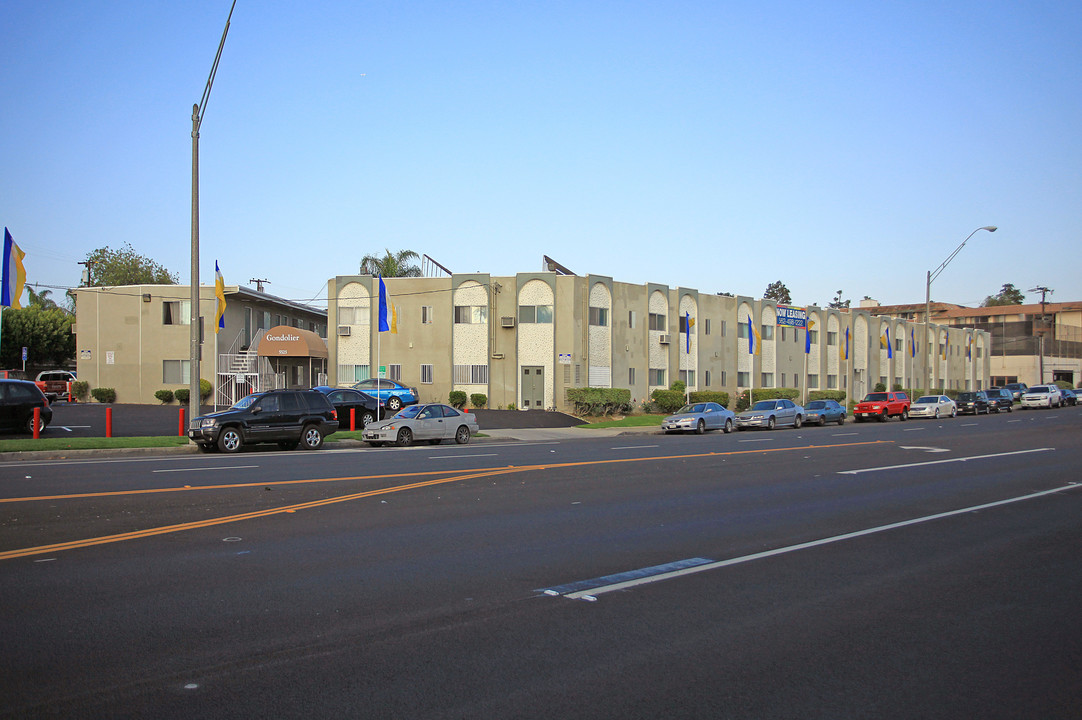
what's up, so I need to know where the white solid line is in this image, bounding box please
[611,445,658,450]
[153,465,259,473]
[837,447,1054,475]
[562,482,1080,599]
[738,438,774,443]
[902,427,925,431]
[961,423,978,427]
[428,453,498,459]
[833,432,858,436]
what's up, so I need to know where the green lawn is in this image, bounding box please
[576,414,665,429]
[0,436,192,453]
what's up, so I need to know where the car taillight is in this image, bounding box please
[331,409,338,420]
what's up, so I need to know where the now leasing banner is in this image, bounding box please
[775,305,807,329]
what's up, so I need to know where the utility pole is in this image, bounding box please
[1029,286,1053,383]
[77,260,95,287]
[249,278,270,293]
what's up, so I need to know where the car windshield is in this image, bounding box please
[231,394,261,410]
[915,396,939,404]
[863,393,888,401]
[676,404,706,414]
[395,405,423,419]
[958,393,977,400]
[807,401,826,409]
[751,400,777,411]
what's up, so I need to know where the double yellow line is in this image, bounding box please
[0,440,889,561]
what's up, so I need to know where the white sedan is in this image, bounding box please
[363,403,479,447]
[908,395,957,419]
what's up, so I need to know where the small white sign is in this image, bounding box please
[105,351,115,365]
[558,353,572,365]
[80,350,91,360]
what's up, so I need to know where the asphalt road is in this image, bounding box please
[1,407,1080,718]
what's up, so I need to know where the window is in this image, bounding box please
[339,306,369,325]
[628,310,636,328]
[704,319,711,335]
[163,300,191,325]
[809,329,819,344]
[721,371,727,386]
[704,370,711,386]
[679,370,696,386]
[780,328,786,342]
[421,306,434,324]
[827,331,837,345]
[879,376,887,388]
[761,324,774,340]
[338,364,370,383]
[628,367,636,385]
[163,360,190,384]
[679,315,693,333]
[588,307,609,326]
[827,374,838,389]
[738,322,748,339]
[649,313,666,331]
[737,371,750,386]
[454,305,487,324]
[453,364,489,384]
[649,368,666,386]
[808,373,819,388]
[387,364,402,381]
[518,305,553,323]
[420,364,433,384]
[761,372,774,387]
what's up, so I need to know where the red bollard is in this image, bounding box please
[106,407,113,438]
[178,407,186,436]
[33,407,41,439]
[67,381,74,403]
[350,407,356,432]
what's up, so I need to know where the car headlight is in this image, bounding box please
[200,418,217,428]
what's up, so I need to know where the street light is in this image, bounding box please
[924,225,997,391]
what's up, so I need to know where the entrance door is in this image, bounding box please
[522,366,544,409]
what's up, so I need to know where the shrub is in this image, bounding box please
[469,393,487,409]
[808,390,847,402]
[873,382,887,392]
[568,387,632,416]
[688,390,730,408]
[1053,380,1072,390]
[669,380,686,395]
[649,389,685,414]
[735,387,800,411]
[448,390,467,408]
[90,387,116,403]
[154,389,175,404]
[200,378,213,402]
[71,380,90,402]
[175,388,190,403]
[505,402,517,411]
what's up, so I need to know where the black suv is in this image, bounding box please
[985,388,1014,413]
[0,379,53,434]
[956,391,990,415]
[188,389,339,453]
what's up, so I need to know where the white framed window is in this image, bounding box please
[827,374,838,389]
[628,367,636,385]
[339,306,369,325]
[704,370,711,386]
[649,368,666,386]
[679,370,696,386]
[387,364,402,381]
[421,306,433,324]
[737,371,750,386]
[163,359,190,383]
[518,305,553,323]
[453,364,489,384]
[808,373,819,388]
[420,364,433,384]
[761,325,774,340]
[338,364,370,383]
[454,306,487,324]
[628,310,636,328]
[649,313,666,331]
[588,307,609,326]
[761,372,774,386]
[704,319,711,335]
[162,300,191,326]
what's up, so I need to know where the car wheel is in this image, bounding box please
[387,396,403,411]
[900,409,908,421]
[695,419,706,435]
[218,427,242,453]
[455,425,471,444]
[1006,405,1013,412]
[879,410,888,422]
[724,418,733,434]
[951,407,957,417]
[361,411,375,427]
[838,415,846,426]
[278,440,299,451]
[301,425,324,450]
[24,414,46,434]
[793,415,802,429]
[395,427,413,447]
[767,416,775,430]
[934,408,940,419]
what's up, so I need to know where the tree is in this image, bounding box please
[85,243,179,286]
[359,249,422,278]
[0,304,75,369]
[981,283,1026,307]
[828,290,851,309]
[25,286,59,310]
[763,280,792,305]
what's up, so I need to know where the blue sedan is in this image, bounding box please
[661,402,736,434]
[350,378,419,411]
[804,399,846,426]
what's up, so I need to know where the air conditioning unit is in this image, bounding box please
[658,334,671,344]
[501,316,516,328]
[337,325,352,336]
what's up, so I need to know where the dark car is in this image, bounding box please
[804,399,846,426]
[0,379,53,434]
[313,385,383,429]
[1061,388,1078,406]
[956,391,990,415]
[350,378,419,411]
[188,389,339,453]
[984,387,1014,413]
[1003,382,1028,401]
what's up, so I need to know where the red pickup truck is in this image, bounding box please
[854,391,910,422]
[35,370,77,402]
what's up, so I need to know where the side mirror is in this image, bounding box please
[251,405,261,414]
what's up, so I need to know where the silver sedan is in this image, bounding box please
[363,403,479,447]
[661,402,736,434]
[908,395,957,419]
[735,399,804,430]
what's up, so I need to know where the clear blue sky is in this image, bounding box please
[3,0,1080,310]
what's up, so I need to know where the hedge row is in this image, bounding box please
[567,387,633,416]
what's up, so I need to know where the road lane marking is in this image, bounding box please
[898,446,949,453]
[153,465,259,473]
[833,432,858,436]
[428,454,498,459]
[548,482,1082,600]
[837,447,1054,475]
[611,445,658,450]
[540,558,714,596]
[902,427,925,432]
[738,438,774,443]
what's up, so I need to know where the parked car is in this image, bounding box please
[661,402,735,434]
[188,389,339,453]
[313,385,383,427]
[984,388,1014,413]
[1003,382,1028,401]
[1021,385,1063,409]
[804,399,846,426]
[350,378,419,411]
[35,369,76,401]
[735,399,804,430]
[0,379,53,434]
[908,395,957,419]
[956,391,990,415]
[1058,387,1077,406]
[853,391,910,422]
[363,403,478,447]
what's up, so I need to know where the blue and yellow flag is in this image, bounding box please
[214,261,227,334]
[910,328,916,358]
[747,315,761,356]
[2,228,26,309]
[881,327,893,359]
[378,274,397,334]
[805,319,815,354]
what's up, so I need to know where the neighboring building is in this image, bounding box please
[327,274,992,412]
[74,285,328,404]
[866,300,1082,387]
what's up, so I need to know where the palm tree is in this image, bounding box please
[359,249,422,278]
[25,286,59,309]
